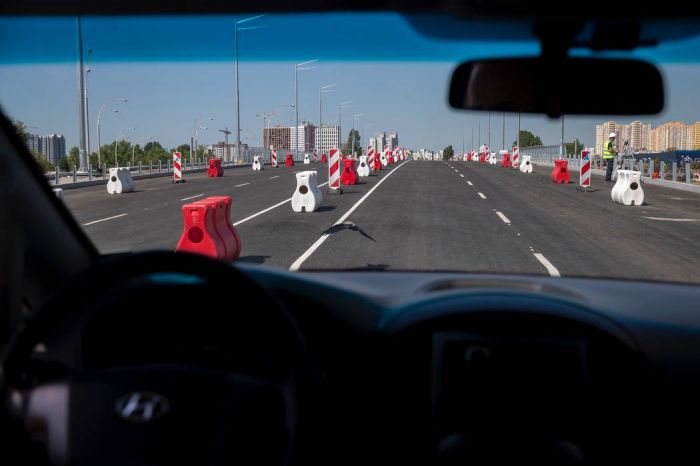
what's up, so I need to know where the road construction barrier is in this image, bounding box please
[519,155,533,174]
[341,158,358,185]
[367,147,376,171]
[285,153,294,167]
[488,153,497,165]
[580,150,591,188]
[512,146,520,168]
[321,153,328,164]
[107,167,135,194]
[173,151,184,183]
[381,150,389,167]
[291,171,323,212]
[328,148,342,193]
[208,158,224,177]
[550,159,570,184]
[252,155,263,171]
[206,195,241,261]
[358,155,370,177]
[303,153,311,165]
[192,197,240,261]
[479,152,487,163]
[500,150,512,168]
[312,151,318,163]
[271,147,278,167]
[176,201,227,260]
[53,188,63,199]
[611,170,644,206]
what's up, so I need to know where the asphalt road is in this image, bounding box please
[61,159,700,284]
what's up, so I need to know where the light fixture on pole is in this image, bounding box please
[319,83,337,152]
[96,98,127,169]
[338,100,352,150]
[294,59,318,159]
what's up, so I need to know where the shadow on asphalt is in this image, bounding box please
[314,206,336,213]
[236,255,271,265]
[344,263,390,271]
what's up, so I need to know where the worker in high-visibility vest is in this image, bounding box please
[603,132,617,181]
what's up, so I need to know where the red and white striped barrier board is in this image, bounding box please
[329,148,341,192]
[580,150,591,188]
[367,146,376,170]
[512,146,520,168]
[173,151,183,183]
[313,150,318,162]
[270,146,278,167]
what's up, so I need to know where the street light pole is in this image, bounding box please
[518,112,521,149]
[76,16,88,171]
[83,48,92,169]
[96,98,127,169]
[319,83,336,153]
[338,101,351,151]
[488,111,491,149]
[502,112,505,150]
[294,59,317,160]
[352,113,363,156]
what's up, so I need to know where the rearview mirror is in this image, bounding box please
[449,57,664,117]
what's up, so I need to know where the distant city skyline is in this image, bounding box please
[595,120,700,154]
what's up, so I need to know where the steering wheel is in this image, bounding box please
[0,252,310,466]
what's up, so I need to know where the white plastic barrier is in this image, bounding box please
[611,170,644,206]
[252,155,263,171]
[519,155,533,174]
[52,188,63,199]
[472,152,480,162]
[107,167,134,194]
[291,171,323,213]
[488,153,498,165]
[357,155,370,177]
[303,153,311,165]
[380,151,389,167]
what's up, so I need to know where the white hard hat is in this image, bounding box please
[609,132,616,138]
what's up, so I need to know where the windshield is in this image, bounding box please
[2,13,700,282]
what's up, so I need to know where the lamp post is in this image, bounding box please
[294,59,318,160]
[319,83,337,152]
[338,101,352,150]
[193,116,213,164]
[351,113,363,156]
[96,98,127,168]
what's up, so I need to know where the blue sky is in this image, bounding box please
[1,13,700,152]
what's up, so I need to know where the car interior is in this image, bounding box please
[2,1,700,465]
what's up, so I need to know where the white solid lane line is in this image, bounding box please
[180,193,204,201]
[478,192,487,199]
[467,181,473,186]
[269,176,280,179]
[83,213,128,226]
[495,211,511,224]
[459,174,464,178]
[642,217,699,222]
[534,253,561,277]
[289,162,409,271]
[235,182,251,187]
[233,182,329,227]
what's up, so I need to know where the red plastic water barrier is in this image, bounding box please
[285,153,294,166]
[321,153,328,163]
[388,155,395,165]
[207,159,223,177]
[341,158,358,185]
[176,196,241,261]
[652,171,660,179]
[501,152,512,168]
[374,156,382,171]
[550,159,571,184]
[479,152,487,163]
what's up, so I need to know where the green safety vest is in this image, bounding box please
[603,140,616,159]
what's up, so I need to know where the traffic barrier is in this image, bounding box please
[271,147,278,167]
[550,159,570,184]
[252,155,263,171]
[328,148,342,193]
[107,167,134,194]
[341,158,358,185]
[285,153,294,167]
[208,159,223,177]
[511,146,520,168]
[53,188,63,199]
[519,155,533,174]
[611,170,644,206]
[380,150,389,167]
[206,195,242,261]
[479,152,487,163]
[500,150,512,168]
[651,171,660,179]
[176,202,227,260]
[580,150,591,189]
[357,155,370,177]
[291,171,323,212]
[194,197,240,262]
[303,153,311,165]
[367,147,376,171]
[312,151,318,163]
[173,151,185,183]
[488,153,497,165]
[471,152,478,162]
[321,153,328,164]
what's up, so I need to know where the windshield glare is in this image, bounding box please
[2,13,700,283]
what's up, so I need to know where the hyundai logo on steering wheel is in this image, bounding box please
[115,391,170,423]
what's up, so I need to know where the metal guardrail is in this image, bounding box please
[46,148,272,186]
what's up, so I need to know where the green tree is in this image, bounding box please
[59,146,80,171]
[8,117,29,141]
[442,145,454,161]
[344,129,362,155]
[31,151,54,172]
[176,144,191,161]
[565,139,586,157]
[513,130,543,148]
